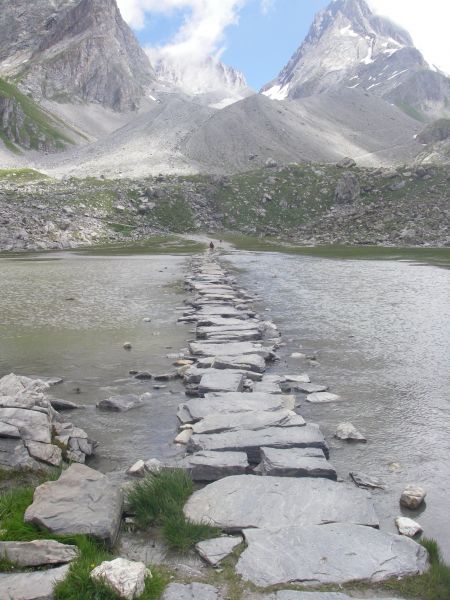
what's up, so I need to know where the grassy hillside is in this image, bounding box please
[0,78,73,152]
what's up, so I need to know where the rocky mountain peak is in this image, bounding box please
[261,0,449,119]
[0,0,155,112]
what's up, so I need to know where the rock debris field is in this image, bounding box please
[0,251,430,599]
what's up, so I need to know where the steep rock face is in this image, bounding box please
[154,56,253,109]
[0,0,155,112]
[261,0,450,119]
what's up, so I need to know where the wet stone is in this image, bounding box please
[236,523,428,587]
[292,383,329,394]
[96,394,146,412]
[184,475,378,531]
[306,392,341,404]
[188,341,270,358]
[350,472,385,489]
[179,451,249,481]
[188,423,328,462]
[335,422,366,442]
[255,447,337,480]
[191,410,305,435]
[198,371,245,394]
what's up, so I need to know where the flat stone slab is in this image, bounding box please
[292,383,329,393]
[255,447,337,480]
[177,393,295,423]
[285,374,311,384]
[179,450,249,481]
[195,306,242,318]
[192,410,305,435]
[196,536,243,566]
[203,331,262,342]
[184,475,378,531]
[24,464,123,546]
[196,317,256,328]
[252,380,282,394]
[0,540,78,567]
[0,564,70,600]
[198,371,245,394]
[162,582,222,600]
[273,592,406,600]
[236,523,428,587]
[188,424,328,462]
[306,392,341,404]
[189,341,270,358]
[210,354,266,373]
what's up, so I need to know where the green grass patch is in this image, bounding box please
[377,538,450,600]
[397,101,427,122]
[0,78,74,151]
[0,168,49,182]
[127,469,220,552]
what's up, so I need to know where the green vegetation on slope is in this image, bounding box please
[0,168,49,182]
[0,78,73,151]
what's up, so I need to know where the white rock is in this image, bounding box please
[175,429,193,445]
[400,485,427,509]
[91,558,150,600]
[334,422,366,442]
[306,392,341,404]
[127,460,146,476]
[396,517,423,537]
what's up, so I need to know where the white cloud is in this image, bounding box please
[367,0,450,74]
[260,0,275,15]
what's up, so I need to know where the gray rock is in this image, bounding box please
[210,354,266,373]
[0,540,78,567]
[293,383,329,393]
[192,410,305,435]
[0,564,70,600]
[396,516,423,537]
[49,398,79,411]
[0,406,51,444]
[188,424,328,462]
[0,437,42,470]
[334,172,360,204]
[179,451,249,481]
[25,441,62,467]
[184,475,378,531]
[236,523,428,587]
[198,371,245,395]
[285,374,311,384]
[274,592,405,600]
[162,582,222,600]
[255,447,336,480]
[97,394,145,412]
[306,392,341,404]
[177,392,295,423]
[188,341,270,358]
[24,464,123,546]
[400,485,426,509]
[90,558,150,600]
[335,422,366,442]
[196,536,242,566]
[350,472,385,490]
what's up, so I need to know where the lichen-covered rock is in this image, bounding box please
[91,558,150,600]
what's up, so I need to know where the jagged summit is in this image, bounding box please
[153,56,253,109]
[261,0,450,119]
[0,0,155,111]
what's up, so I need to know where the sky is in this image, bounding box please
[116,0,450,90]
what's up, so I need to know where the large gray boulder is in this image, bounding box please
[188,424,328,462]
[184,475,378,531]
[334,172,360,204]
[177,392,295,423]
[236,523,428,587]
[0,564,70,600]
[0,540,78,567]
[24,464,123,546]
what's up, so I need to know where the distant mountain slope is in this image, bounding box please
[0,0,155,112]
[262,0,450,120]
[184,89,422,172]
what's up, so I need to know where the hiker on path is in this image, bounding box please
[209,241,215,251]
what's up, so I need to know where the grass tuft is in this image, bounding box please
[127,468,220,551]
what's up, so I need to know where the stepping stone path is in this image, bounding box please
[170,253,428,589]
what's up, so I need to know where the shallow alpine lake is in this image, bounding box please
[1,245,449,560]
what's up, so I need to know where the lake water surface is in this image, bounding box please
[1,247,449,560]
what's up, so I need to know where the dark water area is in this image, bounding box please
[224,250,450,562]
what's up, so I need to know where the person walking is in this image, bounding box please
[209,241,215,251]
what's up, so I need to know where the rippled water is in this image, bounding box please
[1,247,450,560]
[0,251,191,470]
[225,250,450,561]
